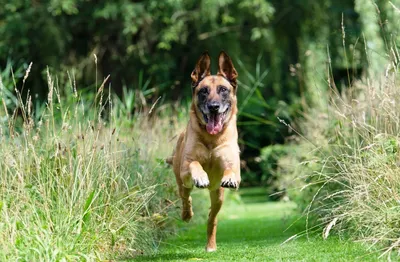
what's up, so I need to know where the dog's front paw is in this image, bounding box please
[193,170,210,189]
[221,173,239,189]
[193,175,210,189]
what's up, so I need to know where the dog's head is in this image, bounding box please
[191,51,238,135]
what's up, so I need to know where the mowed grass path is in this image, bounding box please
[136,188,381,261]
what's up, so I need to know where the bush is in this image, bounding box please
[248,144,289,199]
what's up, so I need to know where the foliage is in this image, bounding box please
[255,0,400,196]
[0,66,205,260]
[275,42,400,255]
[243,143,288,196]
[3,1,400,257]
[3,0,397,168]
[0,0,274,97]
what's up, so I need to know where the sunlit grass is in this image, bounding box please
[0,67,186,260]
[135,188,380,261]
[277,49,400,257]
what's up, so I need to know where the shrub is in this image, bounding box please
[252,144,289,199]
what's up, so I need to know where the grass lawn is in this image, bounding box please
[135,188,382,261]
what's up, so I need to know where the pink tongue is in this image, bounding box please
[206,114,223,135]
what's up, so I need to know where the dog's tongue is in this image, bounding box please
[206,113,223,135]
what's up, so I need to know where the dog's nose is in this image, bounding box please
[207,101,220,112]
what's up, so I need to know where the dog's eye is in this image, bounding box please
[218,86,228,93]
[199,87,209,95]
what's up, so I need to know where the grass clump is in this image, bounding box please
[0,68,186,260]
[277,61,400,256]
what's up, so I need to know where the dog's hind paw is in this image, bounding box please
[206,246,217,252]
[220,176,239,189]
[181,209,194,222]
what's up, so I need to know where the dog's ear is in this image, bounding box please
[191,52,211,88]
[217,51,238,90]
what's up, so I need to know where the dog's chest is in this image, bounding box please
[203,158,224,190]
[202,154,222,175]
[198,146,228,188]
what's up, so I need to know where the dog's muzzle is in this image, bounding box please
[201,102,229,135]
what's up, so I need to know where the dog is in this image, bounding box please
[166,51,241,252]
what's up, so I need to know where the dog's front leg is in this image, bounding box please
[220,168,241,189]
[215,147,241,189]
[181,161,210,189]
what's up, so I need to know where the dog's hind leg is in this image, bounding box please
[206,187,224,252]
[179,185,194,222]
[175,172,193,222]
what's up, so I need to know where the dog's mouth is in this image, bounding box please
[202,109,229,135]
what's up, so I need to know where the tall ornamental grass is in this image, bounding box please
[0,67,185,260]
[278,55,400,256]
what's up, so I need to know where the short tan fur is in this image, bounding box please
[167,51,241,252]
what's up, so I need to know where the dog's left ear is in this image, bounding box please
[191,52,211,88]
[217,51,238,90]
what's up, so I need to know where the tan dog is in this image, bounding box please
[167,51,241,252]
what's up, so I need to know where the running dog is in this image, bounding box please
[167,51,241,252]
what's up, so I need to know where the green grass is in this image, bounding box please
[274,61,400,256]
[136,188,381,261]
[0,69,191,260]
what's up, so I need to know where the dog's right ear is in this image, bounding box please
[217,51,238,90]
[191,52,211,88]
